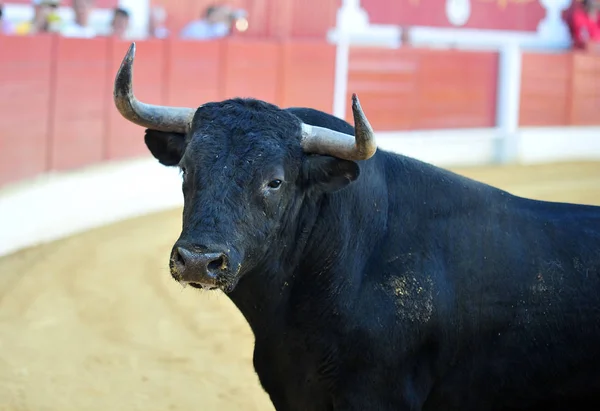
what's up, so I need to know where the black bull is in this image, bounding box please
[114,43,600,411]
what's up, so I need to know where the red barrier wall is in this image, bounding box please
[50,37,111,171]
[0,35,337,188]
[278,41,336,113]
[222,39,281,101]
[519,52,572,126]
[2,35,599,192]
[0,35,54,187]
[345,47,499,130]
[570,53,600,126]
[519,51,600,127]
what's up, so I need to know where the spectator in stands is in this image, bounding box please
[400,25,412,47]
[13,0,61,35]
[567,0,600,51]
[61,0,95,38]
[0,3,12,35]
[109,7,129,39]
[149,5,169,39]
[180,4,242,40]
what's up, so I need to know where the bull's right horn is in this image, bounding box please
[114,42,196,134]
[300,94,377,161]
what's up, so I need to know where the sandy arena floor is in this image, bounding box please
[1,161,600,411]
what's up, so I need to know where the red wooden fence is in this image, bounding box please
[519,51,600,127]
[345,47,499,130]
[0,35,337,187]
[1,34,599,191]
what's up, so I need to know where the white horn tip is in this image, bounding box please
[126,42,136,62]
[351,93,361,111]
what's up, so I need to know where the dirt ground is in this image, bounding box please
[1,161,600,411]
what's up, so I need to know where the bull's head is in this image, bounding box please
[114,43,377,292]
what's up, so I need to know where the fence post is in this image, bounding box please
[331,0,369,119]
[333,33,350,119]
[495,43,522,164]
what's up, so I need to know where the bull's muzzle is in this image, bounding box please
[170,245,229,290]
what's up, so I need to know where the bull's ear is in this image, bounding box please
[144,129,187,166]
[303,156,360,193]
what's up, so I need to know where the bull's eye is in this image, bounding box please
[267,179,282,189]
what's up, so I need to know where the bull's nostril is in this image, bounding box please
[175,247,186,267]
[208,255,227,272]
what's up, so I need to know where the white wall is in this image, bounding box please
[376,127,600,166]
[518,127,600,164]
[0,159,183,258]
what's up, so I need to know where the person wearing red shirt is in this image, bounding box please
[567,0,600,51]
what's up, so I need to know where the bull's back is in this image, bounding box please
[427,196,600,410]
[371,154,600,408]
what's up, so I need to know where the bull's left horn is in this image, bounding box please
[114,42,195,134]
[300,94,377,161]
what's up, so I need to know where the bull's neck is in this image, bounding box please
[226,174,389,337]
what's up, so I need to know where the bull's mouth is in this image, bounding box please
[178,277,239,293]
[187,282,218,291]
[177,279,221,291]
[169,262,226,292]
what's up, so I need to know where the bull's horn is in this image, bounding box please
[300,94,377,161]
[114,42,195,134]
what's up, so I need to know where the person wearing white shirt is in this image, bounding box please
[110,7,129,39]
[61,0,95,38]
[0,3,15,35]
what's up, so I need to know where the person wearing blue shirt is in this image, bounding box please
[180,5,232,40]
